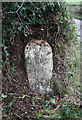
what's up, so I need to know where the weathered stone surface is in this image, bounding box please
[25,40,53,94]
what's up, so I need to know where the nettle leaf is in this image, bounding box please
[44,100,49,104]
[27,95,30,98]
[36,97,41,100]
[2,94,8,98]
[62,104,67,108]
[37,112,41,119]
[32,101,35,106]
[66,109,70,115]
[51,99,56,104]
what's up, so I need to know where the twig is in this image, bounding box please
[11,79,22,85]
[14,113,22,119]
[16,12,21,21]
[2,11,15,16]
[2,2,24,21]
[16,2,24,13]
[29,0,41,11]
[2,7,7,12]
[0,102,4,107]
[53,105,60,111]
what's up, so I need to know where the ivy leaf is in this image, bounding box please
[11,42,14,45]
[6,61,10,65]
[38,19,43,24]
[8,102,13,108]
[2,94,7,98]
[33,15,36,24]
[33,12,35,16]
[11,66,16,72]
[24,33,28,37]
[1,43,4,47]
[4,46,7,50]
[49,2,54,6]
[6,53,9,56]
[5,50,7,53]
[18,26,22,31]
[20,104,24,108]
[28,18,32,23]
[38,14,41,18]
[42,6,45,11]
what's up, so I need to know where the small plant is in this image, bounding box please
[35,111,42,119]
[59,104,81,119]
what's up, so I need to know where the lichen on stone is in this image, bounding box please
[25,40,53,94]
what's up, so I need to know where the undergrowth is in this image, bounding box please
[1,1,81,119]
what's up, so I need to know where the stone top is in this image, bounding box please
[25,40,50,48]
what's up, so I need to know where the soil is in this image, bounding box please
[2,22,67,119]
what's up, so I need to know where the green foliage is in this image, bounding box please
[36,97,41,100]
[51,99,56,105]
[35,111,42,119]
[2,1,80,120]
[2,94,7,98]
[44,100,49,104]
[8,102,13,108]
[2,2,76,43]
[60,104,81,119]
[11,66,16,72]
[20,104,24,108]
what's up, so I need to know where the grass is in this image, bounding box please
[65,2,81,5]
[65,2,82,19]
[65,0,82,5]
[70,13,82,20]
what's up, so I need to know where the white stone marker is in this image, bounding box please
[25,40,53,94]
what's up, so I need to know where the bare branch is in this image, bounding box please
[16,12,21,21]
[1,2,24,21]
[1,11,15,16]
[29,0,41,11]
[16,2,24,13]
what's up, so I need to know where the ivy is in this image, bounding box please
[2,1,80,119]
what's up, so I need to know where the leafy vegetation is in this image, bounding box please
[1,1,81,119]
[65,0,82,4]
[65,0,82,19]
